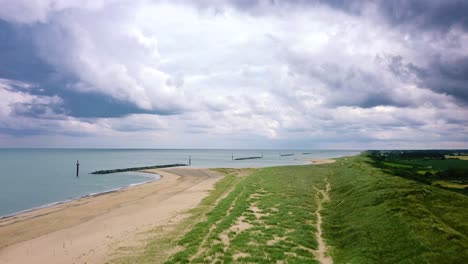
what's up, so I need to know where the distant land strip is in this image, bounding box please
[90,164,188,174]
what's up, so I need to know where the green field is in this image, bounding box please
[446,155,468,161]
[370,155,468,195]
[382,161,413,168]
[109,156,468,263]
[397,159,468,170]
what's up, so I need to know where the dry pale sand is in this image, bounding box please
[309,158,336,165]
[0,168,222,264]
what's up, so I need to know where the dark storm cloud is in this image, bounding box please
[254,0,468,32]
[318,66,401,108]
[203,0,468,32]
[386,54,468,105]
[377,0,468,32]
[64,92,147,118]
[421,56,468,105]
[63,91,180,118]
[186,0,468,32]
[0,20,54,82]
[433,56,468,82]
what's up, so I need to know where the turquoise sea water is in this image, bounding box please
[0,149,359,217]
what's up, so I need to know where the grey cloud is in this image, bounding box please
[179,0,366,14]
[0,127,48,137]
[0,0,115,24]
[378,0,468,32]
[11,102,65,118]
[225,0,358,12]
[445,116,468,125]
[423,56,468,104]
[386,55,424,82]
[435,56,468,81]
[388,55,468,105]
[2,0,466,34]
[0,0,467,148]
[284,54,407,108]
[190,0,468,35]
[111,124,158,132]
[228,0,468,33]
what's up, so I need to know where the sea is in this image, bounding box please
[0,149,360,217]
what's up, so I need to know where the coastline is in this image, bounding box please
[0,155,352,264]
[0,156,338,221]
[0,171,161,221]
[0,149,360,221]
[0,168,222,264]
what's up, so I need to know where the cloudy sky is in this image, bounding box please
[0,0,467,149]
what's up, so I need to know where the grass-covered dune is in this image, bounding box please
[110,155,468,263]
[323,156,467,263]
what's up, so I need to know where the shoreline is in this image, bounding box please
[0,168,223,264]
[0,171,161,221]
[0,158,314,222]
[1,157,343,221]
[0,156,350,264]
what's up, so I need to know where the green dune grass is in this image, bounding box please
[323,156,468,263]
[167,165,327,263]
[109,155,468,263]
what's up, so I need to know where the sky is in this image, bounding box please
[0,0,467,149]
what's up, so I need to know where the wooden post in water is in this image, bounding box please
[189,155,191,166]
[76,160,80,177]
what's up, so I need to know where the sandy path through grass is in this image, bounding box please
[313,178,333,264]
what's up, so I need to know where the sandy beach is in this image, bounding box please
[309,158,336,165]
[0,168,222,264]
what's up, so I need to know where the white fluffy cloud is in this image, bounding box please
[0,0,467,148]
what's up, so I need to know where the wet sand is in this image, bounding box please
[0,168,222,264]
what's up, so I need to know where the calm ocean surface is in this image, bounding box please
[0,149,359,217]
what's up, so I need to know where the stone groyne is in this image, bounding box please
[91,164,188,174]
